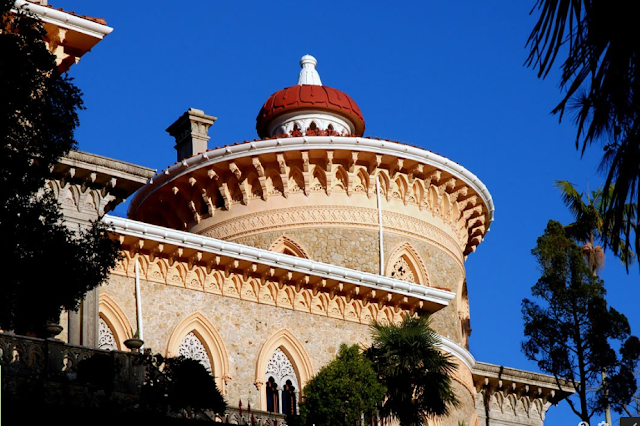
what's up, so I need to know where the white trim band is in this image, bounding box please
[129,137,495,230]
[438,335,476,370]
[103,215,456,307]
[13,0,113,38]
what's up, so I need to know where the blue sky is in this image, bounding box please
[59,1,638,425]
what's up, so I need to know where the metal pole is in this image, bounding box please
[376,176,384,276]
[135,258,144,345]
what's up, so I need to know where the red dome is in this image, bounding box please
[256,85,365,138]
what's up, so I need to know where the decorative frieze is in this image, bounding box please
[129,141,491,256]
[473,362,574,426]
[111,252,414,325]
[199,206,465,268]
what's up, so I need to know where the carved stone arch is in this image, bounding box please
[60,184,78,209]
[245,171,264,200]
[269,235,310,259]
[255,329,314,411]
[450,197,460,224]
[409,180,424,206]
[266,170,284,196]
[167,312,230,394]
[440,192,452,219]
[362,303,378,324]
[147,257,168,283]
[392,174,408,202]
[332,165,349,193]
[353,167,369,195]
[376,170,390,199]
[427,185,438,213]
[226,175,244,204]
[98,294,133,351]
[288,167,306,194]
[310,165,327,193]
[167,262,187,286]
[46,179,61,198]
[386,242,430,286]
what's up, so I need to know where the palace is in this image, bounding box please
[12,2,574,425]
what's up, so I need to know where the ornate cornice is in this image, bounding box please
[472,361,575,425]
[128,137,493,256]
[105,215,456,314]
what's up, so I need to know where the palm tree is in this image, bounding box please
[527,1,640,266]
[555,179,637,425]
[555,180,635,271]
[365,315,458,426]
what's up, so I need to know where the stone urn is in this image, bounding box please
[45,322,63,339]
[123,337,144,353]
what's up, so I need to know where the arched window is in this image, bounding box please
[265,348,299,414]
[389,255,417,283]
[98,316,118,351]
[177,331,212,372]
[167,312,231,393]
[386,243,430,286]
[98,294,132,351]
[269,235,310,259]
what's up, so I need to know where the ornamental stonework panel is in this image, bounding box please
[199,206,464,264]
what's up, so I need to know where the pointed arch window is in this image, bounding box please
[265,348,299,414]
[269,235,310,259]
[390,255,417,283]
[98,317,118,351]
[386,243,430,286]
[178,331,212,372]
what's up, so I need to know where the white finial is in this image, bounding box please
[298,54,322,86]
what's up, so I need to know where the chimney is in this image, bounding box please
[166,108,217,161]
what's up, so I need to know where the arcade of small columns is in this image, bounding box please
[130,142,490,257]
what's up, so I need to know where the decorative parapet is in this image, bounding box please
[128,137,493,256]
[105,215,456,318]
[0,332,144,396]
[223,406,287,426]
[472,361,574,426]
[48,150,155,228]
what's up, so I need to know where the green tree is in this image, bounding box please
[527,0,640,265]
[522,220,640,423]
[0,0,121,335]
[302,344,385,426]
[366,315,459,426]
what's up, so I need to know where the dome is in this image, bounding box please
[255,55,365,139]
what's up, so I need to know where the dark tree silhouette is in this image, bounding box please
[0,0,121,335]
[527,0,640,267]
[522,220,640,423]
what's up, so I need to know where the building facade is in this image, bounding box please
[17,2,574,425]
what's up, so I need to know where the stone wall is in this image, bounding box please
[232,227,466,346]
[100,271,476,423]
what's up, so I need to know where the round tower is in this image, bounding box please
[125,56,495,422]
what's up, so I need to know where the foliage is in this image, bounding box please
[555,180,636,269]
[77,353,118,393]
[522,220,640,422]
[301,344,385,426]
[526,0,640,266]
[0,0,121,334]
[366,315,459,426]
[140,353,227,418]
